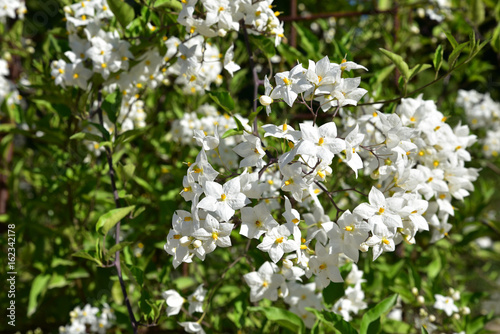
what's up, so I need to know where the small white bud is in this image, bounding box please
[453,313,460,320]
[359,243,369,252]
[259,95,273,106]
[417,295,425,305]
[217,29,227,37]
[428,314,436,322]
[283,259,293,269]
[461,306,471,315]
[419,308,428,317]
[452,291,461,301]
[192,239,202,248]
[411,287,419,296]
[179,236,191,247]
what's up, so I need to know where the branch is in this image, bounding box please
[96,90,138,334]
[280,8,396,22]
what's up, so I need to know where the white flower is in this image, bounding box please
[179,321,206,334]
[434,294,459,316]
[243,262,285,302]
[162,290,185,316]
[197,177,249,222]
[223,44,240,77]
[257,225,298,263]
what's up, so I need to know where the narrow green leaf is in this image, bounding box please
[248,106,262,125]
[375,64,396,85]
[448,42,468,67]
[379,48,410,81]
[433,45,443,73]
[207,91,235,113]
[233,116,245,131]
[70,132,102,142]
[409,64,432,80]
[308,308,358,334]
[105,242,133,261]
[443,30,459,49]
[153,0,182,11]
[72,251,103,265]
[249,306,306,334]
[360,294,398,334]
[422,326,429,334]
[101,91,122,123]
[107,0,135,29]
[95,205,135,235]
[470,0,485,25]
[221,128,242,139]
[292,22,321,59]
[27,274,51,317]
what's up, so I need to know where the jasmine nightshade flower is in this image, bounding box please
[179,322,206,334]
[223,44,240,77]
[257,224,299,263]
[243,261,285,302]
[233,133,266,168]
[240,202,278,239]
[197,177,249,222]
[270,64,313,107]
[162,290,185,316]
[187,285,206,315]
[434,294,459,316]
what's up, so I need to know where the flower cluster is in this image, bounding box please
[177,0,284,45]
[58,303,115,334]
[0,0,26,21]
[0,58,22,111]
[457,89,500,158]
[163,285,207,334]
[332,264,367,321]
[164,55,479,329]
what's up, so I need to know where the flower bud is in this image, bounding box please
[179,236,191,247]
[417,296,425,305]
[411,287,419,296]
[217,29,227,37]
[359,242,369,252]
[259,95,273,106]
[453,313,460,320]
[192,239,202,249]
[283,259,293,269]
[461,306,471,315]
[452,291,460,301]
[419,308,428,317]
[428,314,436,322]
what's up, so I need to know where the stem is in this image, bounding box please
[96,90,138,334]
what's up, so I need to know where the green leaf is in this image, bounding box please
[248,106,262,125]
[153,0,182,11]
[130,266,144,287]
[101,91,122,123]
[207,91,234,113]
[27,274,51,317]
[249,35,276,59]
[292,22,321,59]
[491,24,500,52]
[443,30,459,49]
[105,242,133,261]
[221,128,243,139]
[470,0,485,25]
[233,115,245,132]
[107,0,135,29]
[421,326,429,334]
[115,128,147,146]
[249,306,306,334]
[95,205,135,235]
[308,309,358,334]
[433,45,443,74]
[72,251,103,266]
[409,64,432,80]
[70,132,102,142]
[379,48,410,81]
[448,42,468,67]
[360,294,398,334]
